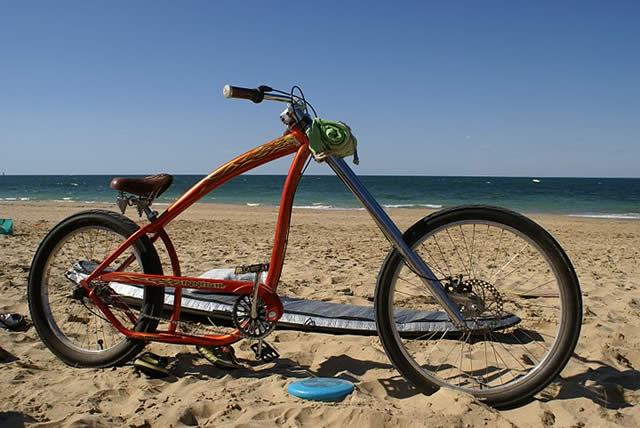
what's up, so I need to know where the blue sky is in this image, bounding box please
[1,1,638,177]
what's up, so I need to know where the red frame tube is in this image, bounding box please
[155,229,182,333]
[266,143,310,288]
[82,129,310,346]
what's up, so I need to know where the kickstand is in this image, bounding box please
[251,339,279,363]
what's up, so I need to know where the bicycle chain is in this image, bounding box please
[98,288,234,337]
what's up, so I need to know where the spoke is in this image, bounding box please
[432,332,464,378]
[88,228,96,261]
[413,328,450,366]
[93,310,100,350]
[59,245,80,274]
[468,333,474,385]
[510,326,557,340]
[394,289,422,299]
[483,331,489,388]
[456,332,467,371]
[492,228,506,279]
[508,330,541,366]
[445,331,480,387]
[410,328,446,343]
[507,278,557,296]
[512,301,565,310]
[395,275,437,300]
[489,241,530,283]
[419,242,447,278]
[469,224,477,278]
[492,232,520,281]
[496,336,530,374]
[76,233,92,262]
[458,224,476,279]
[494,253,539,284]
[47,295,73,305]
[487,333,509,386]
[447,227,471,278]
[515,328,555,352]
[456,331,471,382]
[431,234,453,278]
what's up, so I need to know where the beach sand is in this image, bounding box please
[1,202,639,427]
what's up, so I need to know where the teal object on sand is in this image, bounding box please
[0,219,13,235]
[287,378,354,401]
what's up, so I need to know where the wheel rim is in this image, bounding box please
[388,219,569,394]
[40,226,144,355]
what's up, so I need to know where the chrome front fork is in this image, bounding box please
[325,155,466,327]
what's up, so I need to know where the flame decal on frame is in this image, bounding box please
[203,134,301,184]
[115,273,227,289]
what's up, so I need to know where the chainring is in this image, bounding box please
[232,294,276,339]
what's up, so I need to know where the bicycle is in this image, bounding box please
[28,84,582,408]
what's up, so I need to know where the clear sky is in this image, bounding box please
[1,1,638,177]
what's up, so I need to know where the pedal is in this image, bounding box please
[251,340,279,363]
[235,263,270,275]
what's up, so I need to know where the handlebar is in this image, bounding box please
[223,83,312,131]
[222,85,265,103]
[223,84,292,103]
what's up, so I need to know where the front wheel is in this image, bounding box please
[375,205,582,408]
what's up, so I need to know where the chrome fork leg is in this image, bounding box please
[325,155,466,327]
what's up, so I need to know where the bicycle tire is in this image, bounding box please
[28,210,165,368]
[374,205,582,408]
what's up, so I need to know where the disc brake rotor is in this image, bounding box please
[461,278,504,318]
[446,277,504,319]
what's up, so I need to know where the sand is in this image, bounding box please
[1,202,639,427]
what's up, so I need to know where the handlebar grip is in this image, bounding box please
[222,85,264,103]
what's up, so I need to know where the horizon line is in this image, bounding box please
[2,172,640,179]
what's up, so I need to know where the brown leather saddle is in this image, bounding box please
[110,174,173,199]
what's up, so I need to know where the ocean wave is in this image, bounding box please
[246,203,261,207]
[293,205,365,211]
[568,213,640,220]
[1,197,32,202]
[383,203,443,209]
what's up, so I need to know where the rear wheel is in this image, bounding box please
[28,210,165,368]
[375,206,582,408]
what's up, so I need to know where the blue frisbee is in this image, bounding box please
[287,378,354,401]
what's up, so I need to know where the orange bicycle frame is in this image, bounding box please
[81,129,311,346]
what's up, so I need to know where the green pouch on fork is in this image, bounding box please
[307,118,359,164]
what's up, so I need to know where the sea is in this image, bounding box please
[1,175,639,219]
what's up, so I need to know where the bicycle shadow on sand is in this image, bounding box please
[161,351,421,399]
[540,354,640,409]
[0,411,37,428]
